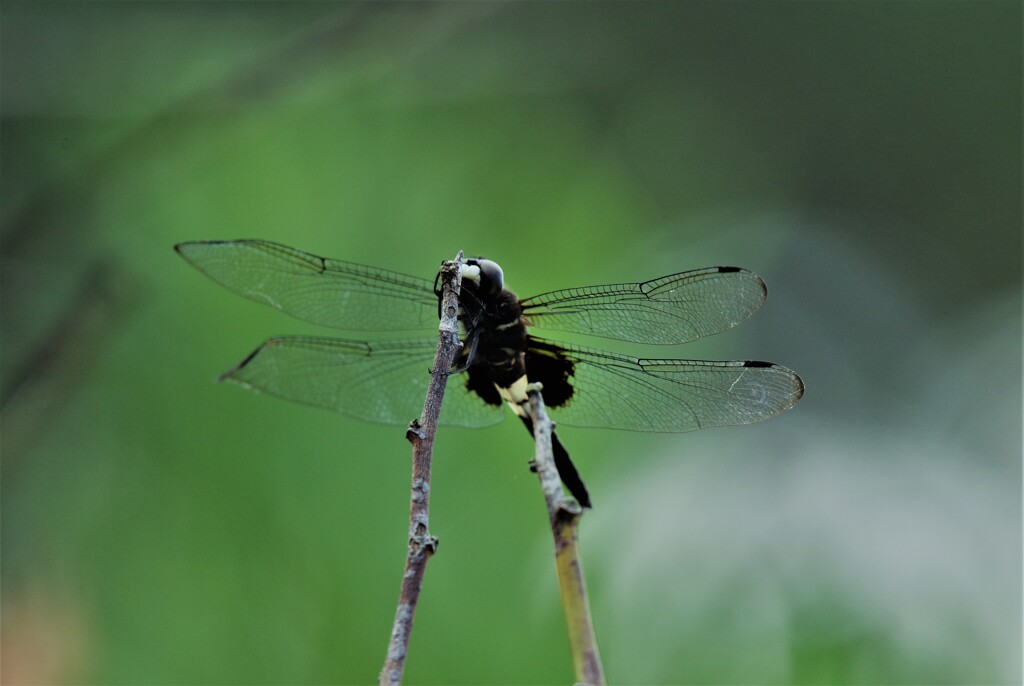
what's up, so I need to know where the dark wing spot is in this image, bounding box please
[743,360,774,368]
[525,338,575,409]
[465,363,502,407]
[718,266,742,273]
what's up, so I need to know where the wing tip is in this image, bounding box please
[792,374,806,403]
[175,240,230,265]
[743,360,805,407]
[717,266,768,300]
[218,339,280,382]
[174,241,197,261]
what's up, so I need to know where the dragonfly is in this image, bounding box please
[175,240,804,507]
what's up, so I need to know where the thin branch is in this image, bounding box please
[379,252,465,686]
[527,386,605,686]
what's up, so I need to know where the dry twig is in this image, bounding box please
[379,252,465,686]
[527,386,605,686]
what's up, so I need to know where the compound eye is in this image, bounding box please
[474,259,504,299]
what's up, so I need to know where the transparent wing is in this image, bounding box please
[175,240,439,331]
[528,339,804,432]
[520,267,767,344]
[219,336,505,429]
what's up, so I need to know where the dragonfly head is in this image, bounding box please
[463,258,504,301]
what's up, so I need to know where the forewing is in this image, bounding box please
[530,340,803,432]
[220,336,506,429]
[520,267,767,344]
[175,240,439,331]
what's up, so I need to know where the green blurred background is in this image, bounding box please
[2,2,1020,684]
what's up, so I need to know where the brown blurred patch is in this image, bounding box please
[0,586,93,684]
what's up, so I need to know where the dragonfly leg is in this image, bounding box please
[446,327,481,375]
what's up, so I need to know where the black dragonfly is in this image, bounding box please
[175,240,804,507]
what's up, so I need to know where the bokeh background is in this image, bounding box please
[2,2,1020,684]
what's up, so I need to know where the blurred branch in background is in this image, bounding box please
[1,252,142,471]
[2,2,498,237]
